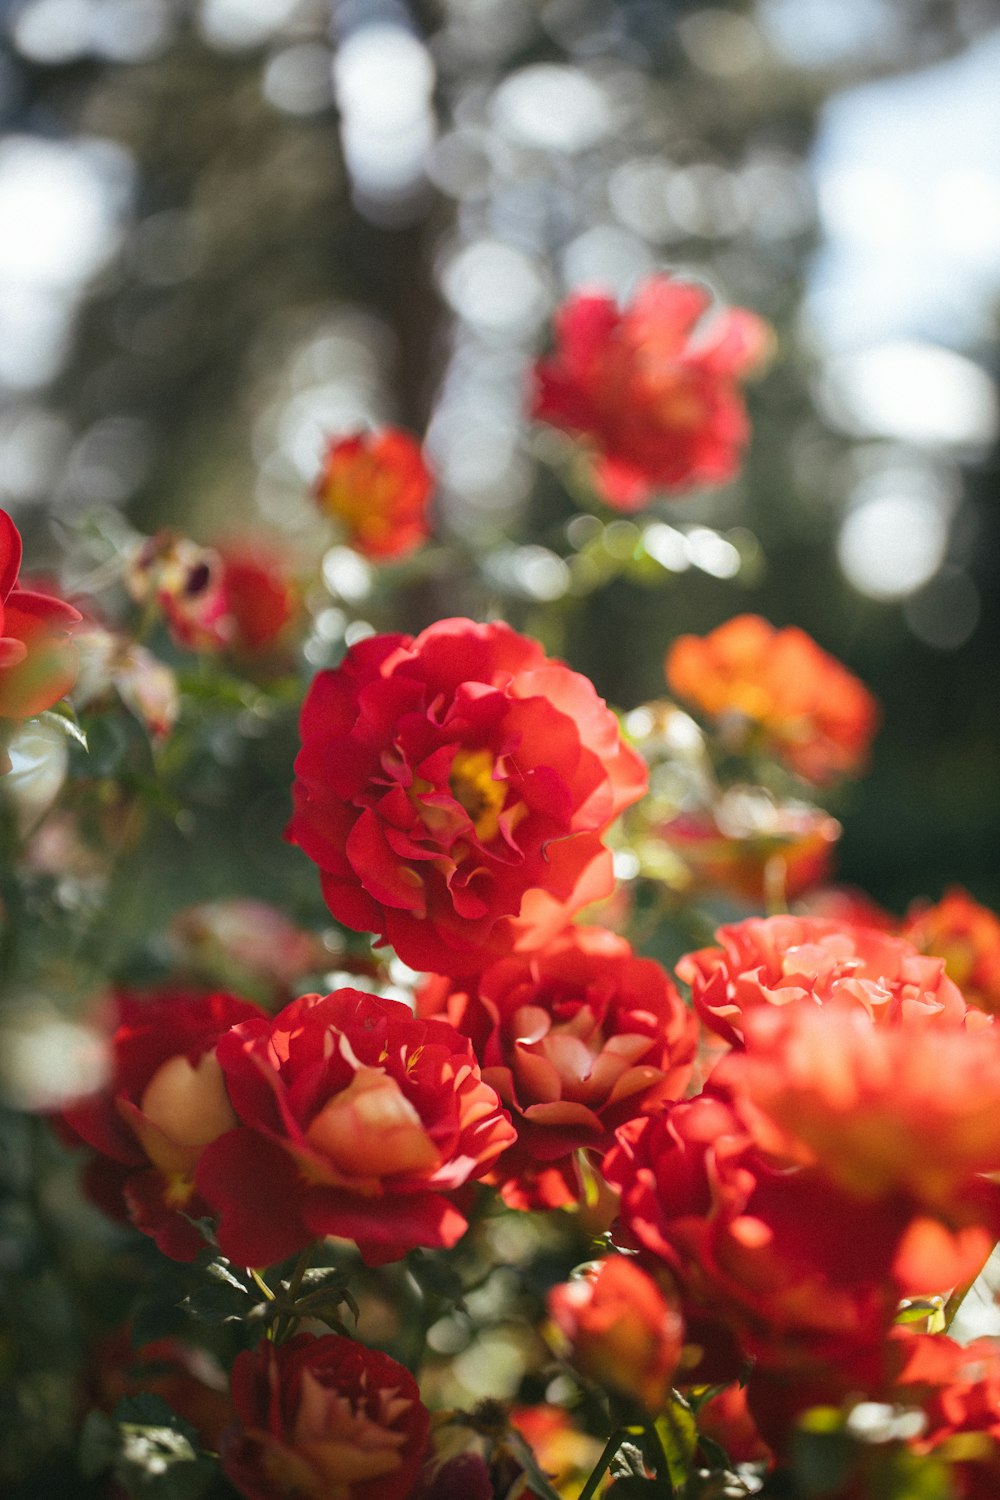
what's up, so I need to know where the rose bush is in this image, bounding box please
[288,618,647,975]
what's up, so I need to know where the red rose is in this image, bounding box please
[419,926,696,1208]
[288,619,647,975]
[218,542,298,653]
[666,614,879,784]
[221,1333,429,1500]
[0,508,81,721]
[547,1255,683,1412]
[532,276,769,510]
[677,914,973,1048]
[314,428,432,560]
[58,988,262,1260]
[195,989,516,1267]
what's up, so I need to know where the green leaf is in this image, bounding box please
[654,1399,699,1490]
[111,1394,216,1499]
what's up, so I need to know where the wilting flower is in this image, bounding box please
[195,989,516,1267]
[532,275,769,510]
[657,787,840,905]
[666,615,879,784]
[126,531,297,655]
[419,926,695,1208]
[221,1333,430,1500]
[315,428,433,560]
[288,619,647,976]
[902,888,1000,1017]
[73,623,179,742]
[0,508,81,722]
[677,914,973,1048]
[58,988,262,1260]
[547,1255,683,1413]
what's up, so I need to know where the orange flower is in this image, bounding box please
[902,888,1000,1017]
[315,428,432,560]
[666,615,879,783]
[547,1256,683,1412]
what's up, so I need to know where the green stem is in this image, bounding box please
[273,1243,315,1343]
[577,1427,628,1500]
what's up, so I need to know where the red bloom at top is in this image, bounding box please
[315,428,433,560]
[532,276,769,510]
[288,619,647,975]
[902,887,1000,1018]
[0,509,81,720]
[666,615,879,784]
[677,914,974,1048]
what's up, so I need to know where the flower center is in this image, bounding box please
[449,747,506,843]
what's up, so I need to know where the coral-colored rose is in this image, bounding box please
[288,619,647,976]
[666,615,879,783]
[605,1095,933,1404]
[532,276,769,510]
[0,509,80,721]
[902,888,1000,1018]
[659,789,840,905]
[724,1004,1000,1230]
[315,428,432,560]
[419,926,695,1208]
[677,914,973,1048]
[221,1334,429,1500]
[58,988,261,1260]
[195,989,516,1267]
[547,1255,683,1412]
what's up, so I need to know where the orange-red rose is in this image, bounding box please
[58,988,261,1260]
[902,887,1000,1017]
[195,989,516,1267]
[547,1255,683,1412]
[678,914,973,1048]
[314,428,432,560]
[666,615,879,784]
[418,926,696,1208]
[221,1333,429,1500]
[532,276,769,510]
[288,619,647,976]
[0,508,81,721]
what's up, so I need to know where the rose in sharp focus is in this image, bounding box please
[288,618,647,976]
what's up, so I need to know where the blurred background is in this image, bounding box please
[1,0,998,910]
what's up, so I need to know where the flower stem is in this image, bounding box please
[577,1427,628,1500]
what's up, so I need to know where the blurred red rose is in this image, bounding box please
[666,615,879,784]
[288,619,647,976]
[532,276,769,510]
[0,508,81,721]
[315,428,432,560]
[890,1329,1000,1497]
[218,542,298,653]
[221,1333,429,1500]
[695,1382,773,1468]
[196,988,516,1267]
[902,887,1000,1018]
[677,914,972,1048]
[418,926,695,1208]
[88,1328,232,1449]
[547,1255,683,1412]
[58,988,261,1260]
